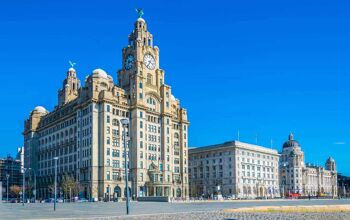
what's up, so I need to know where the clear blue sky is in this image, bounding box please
[0,0,349,175]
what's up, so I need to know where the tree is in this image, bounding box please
[48,184,55,197]
[61,175,80,200]
[10,185,21,199]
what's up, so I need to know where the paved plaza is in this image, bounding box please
[1,199,350,219]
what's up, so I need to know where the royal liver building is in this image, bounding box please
[23,13,189,200]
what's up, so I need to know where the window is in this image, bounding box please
[107,148,110,156]
[139,82,143,89]
[106,105,110,112]
[147,74,152,84]
[107,116,110,123]
[112,160,118,168]
[106,171,110,180]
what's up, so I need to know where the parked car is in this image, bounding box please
[226,194,236,200]
[213,194,223,200]
[90,197,98,202]
[9,198,18,203]
[77,198,89,202]
[44,198,55,203]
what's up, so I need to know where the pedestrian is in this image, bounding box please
[308,193,311,200]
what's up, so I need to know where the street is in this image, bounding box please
[1,199,350,219]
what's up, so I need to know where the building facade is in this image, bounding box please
[23,13,189,200]
[337,173,350,198]
[189,141,280,199]
[279,133,337,197]
[0,155,23,196]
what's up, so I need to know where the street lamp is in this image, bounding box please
[33,170,36,203]
[22,167,27,206]
[281,161,289,198]
[120,118,130,215]
[6,174,10,202]
[53,157,59,211]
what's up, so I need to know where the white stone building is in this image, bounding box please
[189,141,280,199]
[279,133,337,197]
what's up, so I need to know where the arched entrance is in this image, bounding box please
[176,188,181,197]
[84,187,88,198]
[259,187,264,197]
[114,186,121,198]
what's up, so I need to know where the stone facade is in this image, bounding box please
[279,133,337,197]
[189,141,280,199]
[23,15,189,200]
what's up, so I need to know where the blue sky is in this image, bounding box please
[0,0,350,175]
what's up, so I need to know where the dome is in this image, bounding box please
[327,157,335,162]
[171,94,176,101]
[283,133,301,149]
[33,106,48,114]
[92,68,108,79]
[137,17,145,23]
[107,75,113,81]
[68,67,76,72]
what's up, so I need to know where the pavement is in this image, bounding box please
[0,199,350,220]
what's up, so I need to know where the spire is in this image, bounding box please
[289,132,294,141]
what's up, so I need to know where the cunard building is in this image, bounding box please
[23,12,189,200]
[189,141,280,199]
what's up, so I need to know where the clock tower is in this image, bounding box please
[118,16,165,107]
[117,11,189,199]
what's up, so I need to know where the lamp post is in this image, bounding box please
[22,167,27,206]
[33,171,36,203]
[120,118,130,215]
[53,157,59,211]
[6,174,10,202]
[281,161,289,198]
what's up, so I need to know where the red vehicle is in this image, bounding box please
[288,193,301,198]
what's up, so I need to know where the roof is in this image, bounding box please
[189,140,279,155]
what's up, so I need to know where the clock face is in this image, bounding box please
[125,54,135,70]
[144,53,156,70]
